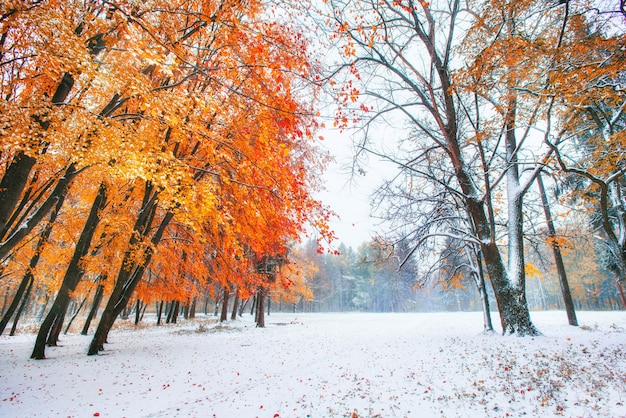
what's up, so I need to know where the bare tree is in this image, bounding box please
[318,0,563,334]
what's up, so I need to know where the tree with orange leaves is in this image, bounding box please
[1,0,332,357]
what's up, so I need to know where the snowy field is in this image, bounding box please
[1,311,625,418]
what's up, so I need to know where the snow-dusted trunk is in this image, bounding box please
[610,179,626,277]
[468,198,536,335]
[497,98,536,335]
[537,174,578,326]
[466,246,493,332]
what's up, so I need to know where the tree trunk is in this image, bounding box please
[230,288,239,321]
[0,163,79,261]
[87,185,172,355]
[220,287,229,322]
[31,183,107,359]
[0,274,33,336]
[615,275,626,308]
[134,299,142,325]
[0,153,37,240]
[46,306,66,346]
[239,298,249,317]
[256,287,266,328]
[189,297,196,319]
[9,276,34,336]
[0,192,64,335]
[537,174,578,326]
[156,300,164,325]
[0,72,74,239]
[168,300,179,324]
[64,294,89,334]
[81,282,104,335]
[474,248,493,332]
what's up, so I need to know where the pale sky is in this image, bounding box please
[315,127,395,249]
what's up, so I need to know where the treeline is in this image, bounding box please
[275,232,622,315]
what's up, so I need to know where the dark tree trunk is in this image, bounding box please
[87,185,172,355]
[31,183,107,359]
[64,295,89,334]
[0,192,64,335]
[615,275,626,308]
[139,302,147,322]
[0,153,37,240]
[81,282,104,335]
[537,174,578,326]
[256,287,266,328]
[239,298,248,317]
[230,288,239,321]
[220,287,229,322]
[134,299,142,325]
[167,300,180,324]
[182,301,189,320]
[465,193,537,335]
[156,300,164,326]
[9,276,34,336]
[189,297,196,319]
[0,274,33,336]
[47,306,66,346]
[0,163,79,261]
[0,72,74,239]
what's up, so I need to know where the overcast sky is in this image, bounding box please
[314,127,397,249]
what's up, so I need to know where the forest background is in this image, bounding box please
[0,0,625,359]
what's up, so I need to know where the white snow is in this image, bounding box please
[1,311,626,418]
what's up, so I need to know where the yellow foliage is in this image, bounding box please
[525,262,543,280]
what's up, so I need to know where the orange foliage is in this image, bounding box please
[0,0,333,313]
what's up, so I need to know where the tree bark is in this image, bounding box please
[167,300,179,324]
[87,203,173,355]
[220,287,229,322]
[46,308,66,346]
[31,183,107,359]
[471,246,493,332]
[156,300,164,325]
[134,299,142,325]
[0,164,79,261]
[0,192,64,335]
[189,297,196,319]
[9,276,34,336]
[230,288,239,321]
[256,287,266,328]
[537,174,578,326]
[81,282,104,335]
[0,72,74,239]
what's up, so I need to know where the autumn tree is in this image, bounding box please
[542,6,626,301]
[317,0,624,333]
[2,0,332,357]
[317,0,543,333]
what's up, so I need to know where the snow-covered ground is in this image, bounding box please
[1,311,625,418]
